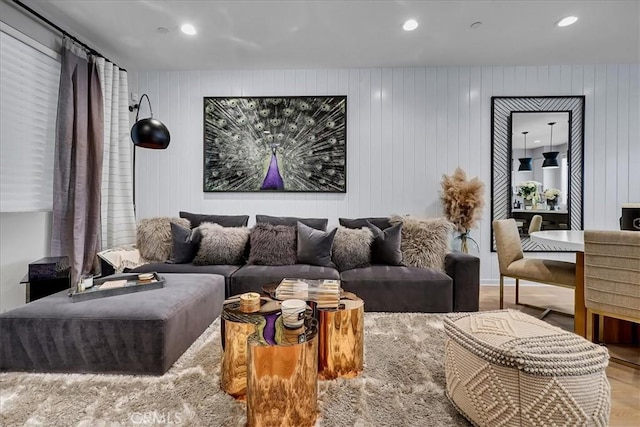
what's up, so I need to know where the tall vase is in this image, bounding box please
[452,230,479,255]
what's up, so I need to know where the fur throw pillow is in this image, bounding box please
[332,226,374,271]
[389,215,453,271]
[192,223,250,265]
[137,217,190,262]
[248,224,297,265]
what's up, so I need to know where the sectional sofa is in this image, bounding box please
[132,215,480,313]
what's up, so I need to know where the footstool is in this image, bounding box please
[444,310,610,427]
[0,273,225,375]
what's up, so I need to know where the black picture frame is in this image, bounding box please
[203,96,347,193]
[490,95,585,252]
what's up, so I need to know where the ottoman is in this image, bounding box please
[444,310,610,427]
[0,273,225,375]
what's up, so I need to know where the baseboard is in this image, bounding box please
[480,280,564,287]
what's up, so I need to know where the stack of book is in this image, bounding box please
[275,278,341,309]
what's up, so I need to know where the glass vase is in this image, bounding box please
[451,231,479,255]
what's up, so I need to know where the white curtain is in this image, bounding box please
[96,58,136,249]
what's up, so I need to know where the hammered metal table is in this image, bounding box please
[220,296,319,427]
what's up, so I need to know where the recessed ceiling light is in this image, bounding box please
[556,16,578,27]
[181,23,197,35]
[403,19,419,31]
[534,140,541,143]
[470,21,482,29]
[156,27,169,34]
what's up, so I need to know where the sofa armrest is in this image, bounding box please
[445,252,480,312]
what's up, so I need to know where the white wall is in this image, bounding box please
[0,212,52,312]
[132,65,640,282]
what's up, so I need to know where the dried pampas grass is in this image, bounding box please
[440,168,485,233]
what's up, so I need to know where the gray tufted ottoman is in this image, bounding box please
[0,273,225,375]
[444,310,611,427]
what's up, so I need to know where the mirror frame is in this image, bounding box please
[491,96,585,252]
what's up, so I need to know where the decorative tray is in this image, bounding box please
[70,272,164,302]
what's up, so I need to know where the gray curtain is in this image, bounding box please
[51,41,104,285]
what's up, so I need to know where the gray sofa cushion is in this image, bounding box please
[230,264,340,295]
[339,217,392,230]
[179,211,249,228]
[340,266,453,312]
[0,273,225,375]
[131,263,240,297]
[256,214,328,231]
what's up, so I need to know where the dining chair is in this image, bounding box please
[528,214,543,234]
[493,219,576,317]
[584,230,640,367]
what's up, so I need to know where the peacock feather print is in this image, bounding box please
[203,96,346,192]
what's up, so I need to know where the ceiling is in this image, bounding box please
[21,0,640,71]
[511,112,569,150]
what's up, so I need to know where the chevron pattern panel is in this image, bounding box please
[491,96,585,252]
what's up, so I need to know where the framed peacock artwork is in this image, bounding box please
[203,96,347,192]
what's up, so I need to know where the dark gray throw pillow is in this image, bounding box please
[247,224,297,265]
[339,217,392,230]
[179,211,249,228]
[366,222,403,265]
[296,222,337,267]
[256,214,328,231]
[168,222,202,264]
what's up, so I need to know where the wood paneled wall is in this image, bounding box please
[131,65,639,281]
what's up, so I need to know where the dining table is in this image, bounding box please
[529,230,587,336]
[530,230,636,343]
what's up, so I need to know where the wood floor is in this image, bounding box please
[479,285,640,427]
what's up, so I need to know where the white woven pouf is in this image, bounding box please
[444,310,610,427]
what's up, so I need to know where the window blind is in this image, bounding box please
[0,28,60,212]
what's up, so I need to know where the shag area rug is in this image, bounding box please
[0,313,469,426]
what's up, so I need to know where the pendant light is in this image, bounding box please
[517,131,533,172]
[542,121,559,169]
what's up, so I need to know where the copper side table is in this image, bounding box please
[246,316,318,427]
[220,296,281,398]
[318,292,364,380]
[221,295,319,427]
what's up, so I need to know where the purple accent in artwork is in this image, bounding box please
[260,153,285,190]
[263,313,279,345]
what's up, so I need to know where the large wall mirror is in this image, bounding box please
[491,96,585,251]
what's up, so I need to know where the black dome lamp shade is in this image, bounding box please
[517,131,533,172]
[129,94,170,149]
[542,121,560,169]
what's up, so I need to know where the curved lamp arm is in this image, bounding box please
[128,93,153,120]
